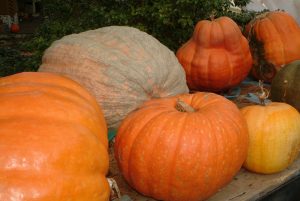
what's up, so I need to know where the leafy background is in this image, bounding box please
[1,0,258,77]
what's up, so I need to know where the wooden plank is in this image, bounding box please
[109,145,300,201]
[208,156,300,201]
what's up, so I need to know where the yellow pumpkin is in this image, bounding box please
[241,102,300,174]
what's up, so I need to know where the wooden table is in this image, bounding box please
[109,147,300,201]
[208,156,300,201]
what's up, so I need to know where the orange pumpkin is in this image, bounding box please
[176,16,252,92]
[114,92,248,201]
[10,23,20,33]
[246,11,300,82]
[241,102,300,174]
[0,72,110,201]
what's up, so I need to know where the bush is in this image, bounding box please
[3,0,257,77]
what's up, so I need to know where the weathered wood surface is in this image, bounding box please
[208,156,300,201]
[109,146,300,201]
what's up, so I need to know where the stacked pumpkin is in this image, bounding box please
[241,11,300,175]
[35,26,250,201]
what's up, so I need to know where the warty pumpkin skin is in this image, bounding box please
[114,92,249,201]
[0,72,110,201]
[271,60,300,111]
[39,26,189,130]
[176,16,252,92]
[241,102,300,174]
[246,11,300,82]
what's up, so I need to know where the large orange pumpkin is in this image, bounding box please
[39,26,189,130]
[246,11,300,82]
[176,16,252,92]
[0,72,110,201]
[114,92,248,201]
[241,102,300,174]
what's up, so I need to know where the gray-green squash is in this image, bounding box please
[39,26,189,129]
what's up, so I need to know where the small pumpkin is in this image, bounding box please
[271,60,300,111]
[10,23,20,33]
[176,16,252,92]
[114,92,248,201]
[241,102,300,174]
[39,26,189,130]
[0,72,110,200]
[246,11,300,82]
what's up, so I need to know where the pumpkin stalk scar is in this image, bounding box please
[175,99,195,113]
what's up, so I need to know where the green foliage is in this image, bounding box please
[0,47,39,77]
[3,0,259,77]
[36,0,254,50]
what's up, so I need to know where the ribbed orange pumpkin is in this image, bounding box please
[241,102,300,174]
[176,16,252,92]
[0,72,110,201]
[246,11,300,82]
[114,92,249,201]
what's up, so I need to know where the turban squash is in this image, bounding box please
[0,72,110,201]
[114,92,248,201]
[246,11,300,82]
[176,16,252,92]
[39,26,189,130]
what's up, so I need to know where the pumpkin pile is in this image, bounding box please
[2,9,300,201]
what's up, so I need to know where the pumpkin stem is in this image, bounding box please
[107,178,122,200]
[175,99,196,112]
[210,10,216,21]
[256,80,270,106]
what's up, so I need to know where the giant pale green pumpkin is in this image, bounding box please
[271,60,300,111]
[39,26,189,129]
[0,72,110,201]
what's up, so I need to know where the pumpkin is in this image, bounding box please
[0,72,110,201]
[10,23,20,33]
[38,26,189,130]
[246,11,300,82]
[271,60,300,111]
[241,102,300,174]
[176,16,252,92]
[114,92,248,201]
